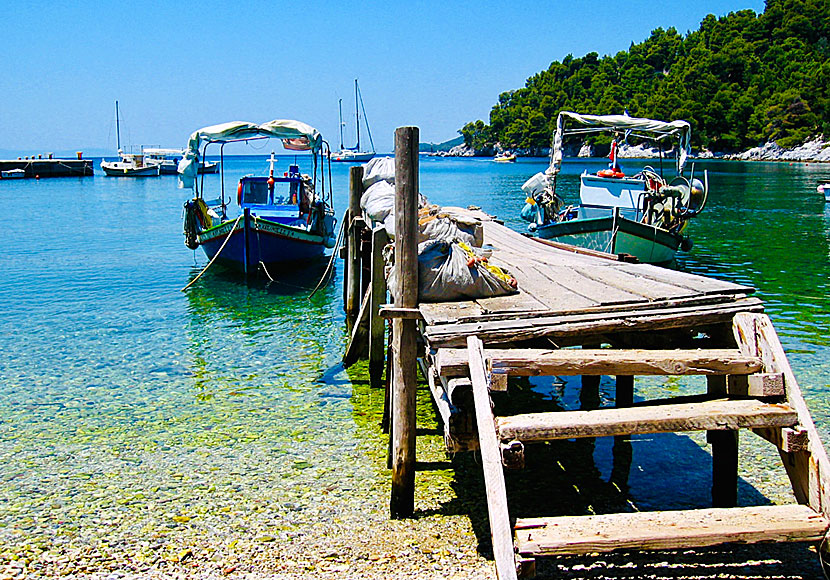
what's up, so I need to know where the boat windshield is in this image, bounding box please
[241,177,305,207]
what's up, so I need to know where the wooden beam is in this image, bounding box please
[496,398,797,443]
[434,348,763,377]
[514,505,828,557]
[424,297,765,347]
[345,166,364,324]
[390,126,419,519]
[706,375,737,508]
[468,336,518,580]
[369,226,388,385]
[733,312,830,518]
[342,286,371,368]
[379,305,423,319]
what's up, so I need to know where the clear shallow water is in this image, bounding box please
[1,155,829,569]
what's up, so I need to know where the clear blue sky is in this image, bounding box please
[0,0,765,155]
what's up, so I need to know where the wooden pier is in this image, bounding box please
[342,126,830,578]
[0,157,93,178]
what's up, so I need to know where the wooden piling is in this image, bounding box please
[369,225,388,386]
[390,126,419,519]
[345,165,364,325]
[708,375,738,507]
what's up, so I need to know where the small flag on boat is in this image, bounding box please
[609,140,620,171]
[282,137,311,151]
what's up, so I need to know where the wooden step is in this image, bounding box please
[496,398,797,443]
[434,347,764,377]
[514,505,829,557]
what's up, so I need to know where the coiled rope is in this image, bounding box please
[181,214,243,292]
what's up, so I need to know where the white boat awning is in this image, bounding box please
[549,111,692,176]
[178,119,322,189]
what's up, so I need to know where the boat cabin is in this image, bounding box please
[237,164,312,227]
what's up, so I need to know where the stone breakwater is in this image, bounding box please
[438,138,830,162]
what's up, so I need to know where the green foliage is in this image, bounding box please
[464,0,830,151]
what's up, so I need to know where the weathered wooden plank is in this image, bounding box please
[424,297,765,348]
[380,305,423,319]
[419,301,483,325]
[733,312,830,519]
[469,336,518,580]
[496,398,797,442]
[451,293,751,325]
[434,348,763,377]
[514,505,828,557]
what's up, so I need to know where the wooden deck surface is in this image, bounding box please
[420,210,763,347]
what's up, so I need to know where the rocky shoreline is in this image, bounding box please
[436,137,830,162]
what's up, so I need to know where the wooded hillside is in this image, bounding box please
[462,0,830,152]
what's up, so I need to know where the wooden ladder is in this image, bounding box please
[450,312,830,579]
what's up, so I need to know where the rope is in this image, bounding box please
[252,215,275,282]
[180,215,243,292]
[308,209,348,299]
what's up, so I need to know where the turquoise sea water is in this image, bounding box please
[1,154,829,571]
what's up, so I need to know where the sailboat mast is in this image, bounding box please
[354,78,360,152]
[115,100,121,151]
[338,99,344,151]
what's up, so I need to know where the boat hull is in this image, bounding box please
[198,216,327,272]
[100,163,160,177]
[332,151,375,163]
[534,214,682,264]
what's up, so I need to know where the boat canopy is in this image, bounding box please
[178,119,322,189]
[548,112,692,177]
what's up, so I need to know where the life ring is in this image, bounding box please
[597,169,625,179]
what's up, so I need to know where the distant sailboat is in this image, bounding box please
[332,79,375,163]
[100,101,161,177]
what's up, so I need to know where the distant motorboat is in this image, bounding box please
[100,153,161,176]
[144,148,220,175]
[818,179,830,202]
[494,152,517,162]
[332,79,375,163]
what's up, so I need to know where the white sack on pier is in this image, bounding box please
[360,180,396,222]
[417,240,517,302]
[362,156,395,188]
[418,206,484,247]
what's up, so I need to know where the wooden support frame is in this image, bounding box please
[468,336,519,580]
[345,166,364,325]
[369,225,388,385]
[733,312,830,518]
[434,348,764,378]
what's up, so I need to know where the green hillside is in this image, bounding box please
[462,0,830,152]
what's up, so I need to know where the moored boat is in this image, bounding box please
[180,119,337,277]
[818,179,830,202]
[1,168,26,179]
[101,101,162,177]
[520,111,709,264]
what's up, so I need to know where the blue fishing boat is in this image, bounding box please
[180,120,337,277]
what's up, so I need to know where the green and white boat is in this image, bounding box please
[520,112,709,264]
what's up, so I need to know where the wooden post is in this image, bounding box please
[369,225,388,386]
[616,375,634,408]
[390,126,419,519]
[707,375,738,507]
[345,165,364,325]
